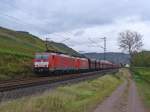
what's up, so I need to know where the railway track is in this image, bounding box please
[0,69,118,92]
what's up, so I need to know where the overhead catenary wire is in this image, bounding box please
[88,37,107,60]
[88,37,104,49]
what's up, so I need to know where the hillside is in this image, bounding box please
[0,27,82,80]
[84,52,130,64]
[47,41,84,57]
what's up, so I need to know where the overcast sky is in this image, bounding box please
[0,0,150,53]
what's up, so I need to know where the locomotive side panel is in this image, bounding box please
[52,54,76,71]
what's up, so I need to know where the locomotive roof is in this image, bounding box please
[35,52,86,59]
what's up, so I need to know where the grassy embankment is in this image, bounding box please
[0,27,81,80]
[0,28,44,80]
[132,67,150,107]
[0,71,123,112]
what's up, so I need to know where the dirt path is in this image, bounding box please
[93,70,148,112]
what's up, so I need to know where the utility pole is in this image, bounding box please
[100,37,106,60]
[104,37,106,60]
[45,37,49,52]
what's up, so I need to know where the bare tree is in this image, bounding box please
[118,30,143,63]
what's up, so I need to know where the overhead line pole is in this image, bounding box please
[104,37,106,60]
[45,37,49,52]
[100,37,106,60]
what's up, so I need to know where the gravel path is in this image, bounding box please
[94,73,148,112]
[127,80,146,112]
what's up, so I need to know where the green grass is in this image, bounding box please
[0,27,82,80]
[132,67,150,106]
[0,53,33,80]
[132,67,150,82]
[0,72,123,112]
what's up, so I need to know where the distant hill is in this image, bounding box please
[0,26,82,80]
[84,52,130,64]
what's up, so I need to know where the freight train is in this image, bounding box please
[33,52,120,74]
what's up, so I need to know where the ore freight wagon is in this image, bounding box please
[33,52,119,75]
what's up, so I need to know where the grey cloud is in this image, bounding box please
[0,0,150,35]
[73,30,85,36]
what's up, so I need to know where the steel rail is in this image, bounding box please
[0,69,119,92]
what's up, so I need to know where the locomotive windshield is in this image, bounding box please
[35,54,48,59]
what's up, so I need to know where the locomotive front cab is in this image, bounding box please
[33,53,49,73]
